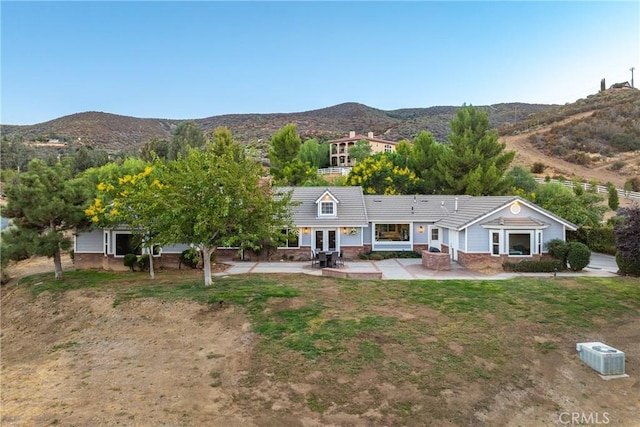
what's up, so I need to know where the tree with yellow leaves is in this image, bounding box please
[345,153,420,195]
[86,158,166,279]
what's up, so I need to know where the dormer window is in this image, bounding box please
[320,201,334,215]
[315,190,339,218]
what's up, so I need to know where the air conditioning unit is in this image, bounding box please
[576,342,625,375]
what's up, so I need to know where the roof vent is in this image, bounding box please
[577,342,625,376]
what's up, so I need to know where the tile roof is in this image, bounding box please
[480,216,549,228]
[278,186,369,227]
[327,134,397,145]
[363,195,472,222]
[276,188,577,231]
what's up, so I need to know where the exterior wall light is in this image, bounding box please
[418,226,424,233]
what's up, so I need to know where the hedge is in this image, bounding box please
[502,259,565,273]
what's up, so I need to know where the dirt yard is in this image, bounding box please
[2,272,640,427]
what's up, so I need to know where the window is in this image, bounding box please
[280,229,299,248]
[104,231,109,255]
[431,228,439,241]
[320,201,334,215]
[384,144,392,152]
[508,232,531,256]
[375,224,410,241]
[537,230,543,254]
[114,233,142,257]
[491,230,500,256]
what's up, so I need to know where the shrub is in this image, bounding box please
[180,248,200,269]
[137,254,150,272]
[615,251,640,277]
[546,239,569,267]
[608,160,626,171]
[614,205,640,277]
[358,251,422,260]
[123,253,138,271]
[502,260,564,272]
[567,226,616,255]
[566,242,591,271]
[531,162,546,174]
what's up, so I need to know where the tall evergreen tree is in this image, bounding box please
[408,131,445,193]
[1,159,91,279]
[436,105,515,195]
[268,123,301,180]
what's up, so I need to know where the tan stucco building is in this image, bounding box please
[328,131,397,167]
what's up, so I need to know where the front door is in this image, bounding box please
[429,226,441,250]
[315,229,337,252]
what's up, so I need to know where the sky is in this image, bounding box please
[1,1,639,125]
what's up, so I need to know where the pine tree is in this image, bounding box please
[2,159,91,279]
[436,105,515,195]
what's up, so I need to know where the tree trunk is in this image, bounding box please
[202,246,213,286]
[53,248,63,280]
[148,248,155,280]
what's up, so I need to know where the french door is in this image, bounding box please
[314,229,337,252]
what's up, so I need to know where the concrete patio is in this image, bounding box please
[214,255,619,281]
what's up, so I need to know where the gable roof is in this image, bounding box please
[279,186,368,227]
[435,196,578,231]
[315,190,340,205]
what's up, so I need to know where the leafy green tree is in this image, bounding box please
[345,153,420,195]
[139,137,170,161]
[606,182,620,211]
[436,105,515,195]
[298,138,329,169]
[268,124,302,180]
[169,120,206,160]
[348,139,372,164]
[507,166,538,194]
[408,131,445,193]
[86,160,165,279]
[1,159,92,279]
[279,159,317,186]
[531,182,606,228]
[159,143,295,286]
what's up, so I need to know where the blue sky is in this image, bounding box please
[1,1,638,125]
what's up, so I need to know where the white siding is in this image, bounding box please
[458,230,466,251]
[75,229,103,253]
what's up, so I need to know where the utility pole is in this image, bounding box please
[630,67,635,88]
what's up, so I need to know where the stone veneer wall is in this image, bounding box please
[421,250,451,271]
[74,253,182,271]
[457,251,544,270]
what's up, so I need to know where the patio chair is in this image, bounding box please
[317,252,327,268]
[335,250,344,268]
[311,250,318,268]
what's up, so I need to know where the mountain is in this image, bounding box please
[1,102,553,152]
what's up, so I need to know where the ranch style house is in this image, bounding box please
[73,186,577,272]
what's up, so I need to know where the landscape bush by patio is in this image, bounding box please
[358,251,422,260]
[566,242,591,271]
[137,254,150,272]
[546,239,569,267]
[180,248,200,269]
[123,253,138,271]
[502,259,564,273]
[615,251,640,277]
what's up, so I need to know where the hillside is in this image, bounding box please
[497,88,640,188]
[1,102,551,152]
[2,90,639,188]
